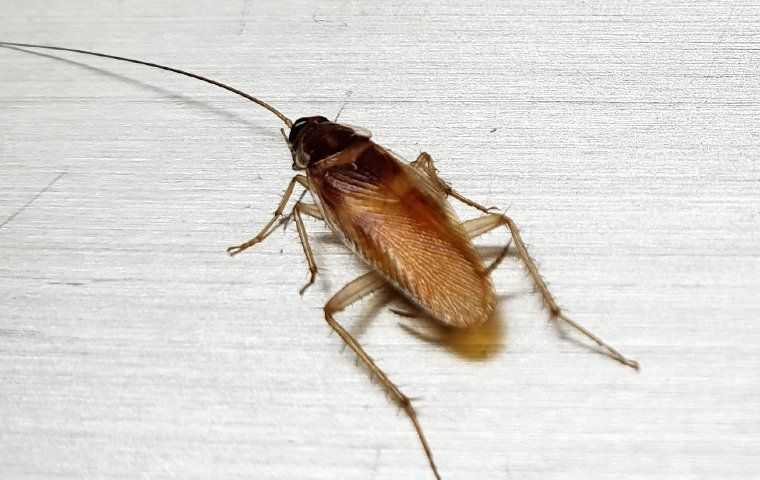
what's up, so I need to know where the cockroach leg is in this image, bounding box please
[295,202,323,220]
[397,321,443,344]
[412,152,495,213]
[280,189,308,231]
[411,152,447,194]
[483,239,512,275]
[410,151,435,170]
[292,202,320,295]
[325,272,442,480]
[460,214,505,240]
[448,188,497,215]
[227,175,309,256]
[461,213,640,370]
[389,307,419,318]
[461,211,514,273]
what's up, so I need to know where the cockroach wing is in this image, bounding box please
[308,141,496,328]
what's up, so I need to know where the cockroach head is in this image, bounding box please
[288,116,329,146]
[288,115,330,170]
[288,115,370,170]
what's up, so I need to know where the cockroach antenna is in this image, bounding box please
[0,41,293,128]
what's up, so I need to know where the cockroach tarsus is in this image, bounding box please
[1,41,640,480]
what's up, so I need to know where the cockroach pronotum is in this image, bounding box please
[0,41,639,480]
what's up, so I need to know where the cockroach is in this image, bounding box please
[0,41,639,479]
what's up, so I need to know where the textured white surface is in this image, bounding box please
[1,1,759,479]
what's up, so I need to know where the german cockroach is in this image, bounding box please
[0,41,639,480]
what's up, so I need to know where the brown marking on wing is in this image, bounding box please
[309,141,495,328]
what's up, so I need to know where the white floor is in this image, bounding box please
[1,2,758,479]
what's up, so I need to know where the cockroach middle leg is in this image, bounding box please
[460,213,640,370]
[292,202,322,294]
[227,175,309,256]
[412,152,495,213]
[325,272,442,480]
[295,202,322,219]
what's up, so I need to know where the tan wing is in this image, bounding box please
[308,140,495,328]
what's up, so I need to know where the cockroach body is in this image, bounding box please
[290,115,495,326]
[1,42,639,480]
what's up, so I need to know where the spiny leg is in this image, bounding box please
[292,202,323,295]
[412,152,495,214]
[427,185,634,367]
[325,272,442,480]
[461,217,514,274]
[227,175,309,256]
[461,213,640,370]
[294,202,322,220]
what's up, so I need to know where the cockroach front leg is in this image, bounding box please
[460,213,640,370]
[324,272,442,480]
[226,175,309,256]
[412,152,495,213]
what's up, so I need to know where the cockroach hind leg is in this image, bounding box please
[412,152,496,214]
[462,213,639,371]
[324,272,442,479]
[398,321,445,345]
[389,307,419,318]
[448,187,499,215]
[484,239,512,274]
[391,308,449,345]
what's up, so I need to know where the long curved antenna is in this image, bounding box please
[0,41,293,128]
